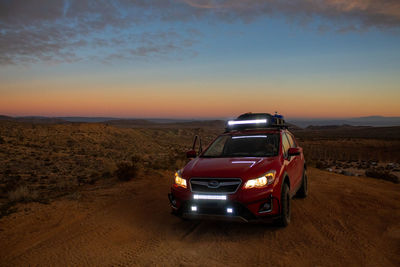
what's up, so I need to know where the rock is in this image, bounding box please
[388,163,399,169]
[340,170,354,176]
[365,169,399,184]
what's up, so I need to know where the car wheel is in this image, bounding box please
[296,169,308,198]
[276,183,291,227]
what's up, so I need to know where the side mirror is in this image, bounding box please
[186,150,197,158]
[288,147,301,156]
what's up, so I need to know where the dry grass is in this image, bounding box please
[8,185,38,202]
[0,120,221,217]
[300,139,400,163]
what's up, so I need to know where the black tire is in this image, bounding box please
[296,168,308,198]
[276,183,291,227]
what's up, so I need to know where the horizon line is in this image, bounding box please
[1,114,400,121]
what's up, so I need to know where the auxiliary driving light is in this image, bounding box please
[228,119,267,126]
[193,194,227,200]
[191,206,197,211]
[227,208,233,213]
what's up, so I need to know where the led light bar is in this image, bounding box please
[232,135,267,139]
[193,194,227,200]
[228,119,267,126]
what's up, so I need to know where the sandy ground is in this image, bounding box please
[0,167,399,266]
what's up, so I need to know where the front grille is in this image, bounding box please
[190,178,242,194]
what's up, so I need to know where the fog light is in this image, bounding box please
[227,208,233,213]
[259,201,272,212]
[191,206,197,211]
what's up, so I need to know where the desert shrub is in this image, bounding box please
[148,149,188,171]
[88,171,100,184]
[365,169,399,183]
[131,155,141,164]
[77,175,88,185]
[8,185,38,202]
[1,174,21,195]
[102,171,111,178]
[115,161,138,181]
[57,179,71,190]
[316,160,329,169]
[0,202,17,219]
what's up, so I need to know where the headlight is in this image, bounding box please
[244,170,276,189]
[174,171,187,188]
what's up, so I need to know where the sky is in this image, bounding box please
[1,0,400,119]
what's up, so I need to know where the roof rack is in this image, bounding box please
[225,112,287,132]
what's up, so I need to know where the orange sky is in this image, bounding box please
[1,75,399,118]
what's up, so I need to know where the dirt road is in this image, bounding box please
[0,168,399,266]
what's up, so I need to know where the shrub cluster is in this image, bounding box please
[115,157,140,181]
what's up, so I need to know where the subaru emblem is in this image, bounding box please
[208,180,220,188]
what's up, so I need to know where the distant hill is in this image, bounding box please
[104,119,158,128]
[0,115,13,120]
[1,115,399,128]
[289,116,400,128]
[105,119,226,129]
[286,123,303,131]
[294,125,400,140]
[58,117,119,123]
[0,116,67,124]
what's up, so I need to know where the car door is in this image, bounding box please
[282,133,297,194]
[285,132,302,189]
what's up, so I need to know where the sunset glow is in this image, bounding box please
[1,0,400,119]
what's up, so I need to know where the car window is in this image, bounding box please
[202,135,230,157]
[202,134,279,158]
[285,132,297,148]
[281,133,290,158]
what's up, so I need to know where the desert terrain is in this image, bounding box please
[0,118,399,266]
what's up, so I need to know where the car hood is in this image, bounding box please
[182,156,278,179]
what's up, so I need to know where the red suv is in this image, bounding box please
[168,113,308,226]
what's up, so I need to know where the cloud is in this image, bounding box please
[0,0,399,65]
[0,0,197,65]
[179,0,400,28]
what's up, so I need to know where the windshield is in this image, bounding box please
[201,134,279,158]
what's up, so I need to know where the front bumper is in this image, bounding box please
[168,187,281,221]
